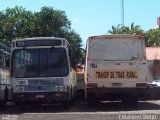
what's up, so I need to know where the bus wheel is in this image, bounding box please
[18,102,23,110]
[87,93,97,107]
[0,87,8,109]
[18,102,28,111]
[122,96,138,107]
[70,89,75,106]
[62,101,70,109]
[70,98,75,106]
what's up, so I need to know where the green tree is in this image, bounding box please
[0,6,83,58]
[108,22,144,35]
[34,7,71,37]
[33,7,83,58]
[128,22,144,35]
[0,6,34,44]
[108,24,125,34]
[64,30,83,58]
[145,28,160,47]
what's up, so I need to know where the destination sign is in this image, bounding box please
[94,69,138,79]
[16,39,62,47]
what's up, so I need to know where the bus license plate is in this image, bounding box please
[35,95,45,99]
[112,83,122,87]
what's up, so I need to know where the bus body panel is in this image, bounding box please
[0,40,11,106]
[11,37,77,107]
[85,35,147,105]
[86,61,147,87]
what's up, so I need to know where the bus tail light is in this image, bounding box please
[86,83,97,88]
[112,83,122,87]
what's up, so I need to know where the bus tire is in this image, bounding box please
[0,87,8,109]
[86,93,96,107]
[62,101,70,109]
[18,102,30,111]
[18,102,23,110]
[123,97,138,107]
[70,88,76,106]
[70,98,75,106]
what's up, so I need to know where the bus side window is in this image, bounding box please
[69,48,76,69]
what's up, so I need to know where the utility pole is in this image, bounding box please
[157,17,160,28]
[121,0,124,30]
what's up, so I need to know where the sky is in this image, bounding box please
[0,0,160,47]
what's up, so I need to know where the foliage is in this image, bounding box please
[0,6,83,58]
[0,6,34,43]
[107,23,160,47]
[108,22,144,35]
[145,29,160,47]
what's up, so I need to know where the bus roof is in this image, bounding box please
[12,37,70,48]
[88,34,144,41]
[12,37,67,42]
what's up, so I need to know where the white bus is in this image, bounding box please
[0,40,10,108]
[85,34,148,107]
[11,37,77,109]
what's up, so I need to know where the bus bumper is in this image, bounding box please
[86,87,148,100]
[12,92,70,103]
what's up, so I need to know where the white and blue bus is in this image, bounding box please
[0,40,10,108]
[11,37,77,109]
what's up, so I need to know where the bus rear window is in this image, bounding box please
[90,39,144,61]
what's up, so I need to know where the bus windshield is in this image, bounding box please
[11,48,69,78]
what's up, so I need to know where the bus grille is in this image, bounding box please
[24,79,63,92]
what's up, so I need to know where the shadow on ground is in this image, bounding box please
[0,100,160,115]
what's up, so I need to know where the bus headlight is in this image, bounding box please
[55,86,68,92]
[62,86,68,91]
[55,86,62,92]
[14,86,24,93]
